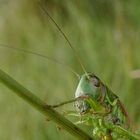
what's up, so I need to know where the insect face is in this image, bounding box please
[75,73,102,113]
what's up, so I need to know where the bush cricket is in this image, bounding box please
[0,2,140,140]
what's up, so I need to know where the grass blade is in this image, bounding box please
[0,68,94,140]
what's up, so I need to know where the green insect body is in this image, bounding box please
[75,73,130,129]
[74,73,140,139]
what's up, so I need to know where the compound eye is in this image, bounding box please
[92,76,100,87]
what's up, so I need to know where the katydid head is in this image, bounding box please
[75,73,101,98]
[75,73,103,113]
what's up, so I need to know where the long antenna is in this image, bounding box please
[0,43,80,79]
[38,2,88,75]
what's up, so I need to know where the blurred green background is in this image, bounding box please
[0,0,140,139]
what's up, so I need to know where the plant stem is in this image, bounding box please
[0,68,94,140]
